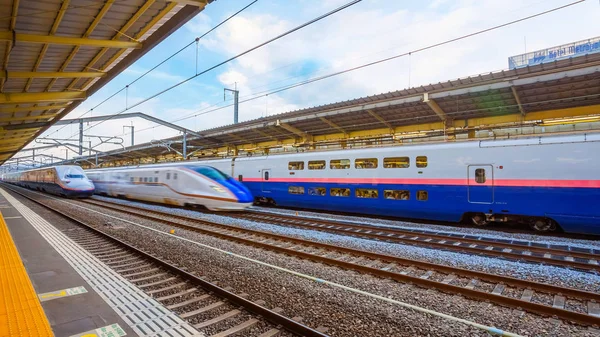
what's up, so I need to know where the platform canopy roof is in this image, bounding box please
[70,51,600,165]
[0,0,211,165]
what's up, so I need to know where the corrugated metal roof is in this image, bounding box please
[72,51,600,165]
[0,0,211,165]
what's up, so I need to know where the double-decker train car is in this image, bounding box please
[86,164,253,211]
[201,133,600,235]
[2,165,95,198]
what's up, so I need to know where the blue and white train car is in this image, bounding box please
[2,165,95,198]
[202,133,600,235]
[86,164,253,211]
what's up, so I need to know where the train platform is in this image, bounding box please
[0,188,200,337]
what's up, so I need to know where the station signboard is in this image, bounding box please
[508,36,600,69]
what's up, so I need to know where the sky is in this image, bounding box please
[20,0,600,163]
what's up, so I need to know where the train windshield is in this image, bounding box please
[191,166,230,181]
[61,166,87,179]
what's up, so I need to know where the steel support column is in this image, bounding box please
[79,120,83,155]
[183,131,187,160]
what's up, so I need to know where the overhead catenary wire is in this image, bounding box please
[42,0,260,141]
[77,0,363,135]
[117,0,589,137]
[37,0,589,155]
[124,92,600,148]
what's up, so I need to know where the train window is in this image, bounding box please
[356,188,378,199]
[308,160,326,170]
[173,173,178,180]
[288,161,304,170]
[238,175,243,182]
[416,156,428,168]
[384,157,409,168]
[166,173,170,180]
[384,190,410,200]
[330,159,350,170]
[330,188,350,197]
[130,177,134,182]
[264,171,269,181]
[308,187,326,196]
[475,168,486,183]
[143,177,148,182]
[355,158,378,169]
[154,177,158,183]
[417,190,428,201]
[288,186,305,194]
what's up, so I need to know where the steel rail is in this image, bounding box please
[80,198,600,326]
[4,186,329,337]
[227,210,600,272]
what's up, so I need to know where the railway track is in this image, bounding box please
[6,186,327,337]
[78,198,600,327]
[222,209,600,273]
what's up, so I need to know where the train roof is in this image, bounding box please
[85,162,218,173]
[189,131,600,163]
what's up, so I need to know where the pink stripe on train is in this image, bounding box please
[241,177,600,188]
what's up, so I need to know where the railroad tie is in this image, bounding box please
[588,302,600,317]
[465,279,478,290]
[441,274,456,284]
[521,289,534,302]
[167,294,211,310]
[194,309,241,329]
[553,295,566,309]
[180,301,225,319]
[492,284,505,295]
[420,270,434,280]
[257,328,281,337]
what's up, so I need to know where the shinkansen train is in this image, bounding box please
[198,133,600,235]
[86,164,253,211]
[2,165,95,198]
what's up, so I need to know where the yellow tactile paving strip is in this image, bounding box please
[0,214,53,337]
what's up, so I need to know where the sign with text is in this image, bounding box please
[509,37,600,69]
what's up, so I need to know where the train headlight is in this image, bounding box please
[210,185,226,193]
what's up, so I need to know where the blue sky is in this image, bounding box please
[29,0,600,159]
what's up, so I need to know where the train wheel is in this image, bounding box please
[471,213,488,226]
[530,219,556,232]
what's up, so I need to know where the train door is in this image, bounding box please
[261,169,271,193]
[467,165,493,204]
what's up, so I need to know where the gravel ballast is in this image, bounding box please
[9,189,600,336]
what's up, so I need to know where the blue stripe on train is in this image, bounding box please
[243,181,600,235]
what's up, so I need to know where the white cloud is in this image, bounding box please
[11,0,600,165]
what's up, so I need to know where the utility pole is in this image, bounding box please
[123,124,134,147]
[79,119,83,155]
[224,84,239,124]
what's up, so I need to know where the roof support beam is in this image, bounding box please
[168,0,208,6]
[0,91,86,104]
[319,117,348,137]
[366,109,393,132]
[45,0,115,92]
[0,0,19,92]
[0,114,58,123]
[69,0,157,91]
[0,135,34,145]
[0,104,70,114]
[252,128,276,141]
[422,92,447,121]
[2,71,105,79]
[276,120,312,142]
[0,127,40,135]
[0,31,142,49]
[24,0,70,92]
[511,86,526,116]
